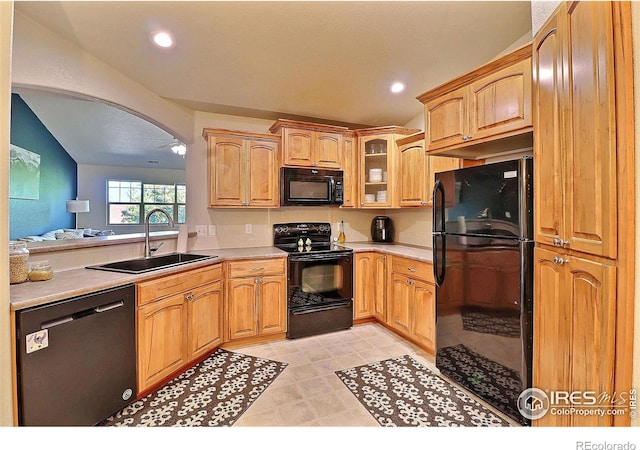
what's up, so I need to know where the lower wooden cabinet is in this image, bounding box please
[354,252,386,320]
[225,258,287,341]
[136,264,223,393]
[386,256,436,354]
[533,246,616,426]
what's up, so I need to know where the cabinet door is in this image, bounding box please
[137,294,188,392]
[258,274,287,335]
[341,134,358,207]
[373,254,387,321]
[568,254,616,426]
[315,132,342,168]
[187,281,223,361]
[388,273,412,336]
[426,155,460,206]
[209,137,245,206]
[412,279,435,354]
[247,139,279,207]
[398,142,427,206]
[563,1,617,258]
[227,278,258,340]
[354,253,375,319]
[468,58,532,141]
[533,11,564,246]
[425,86,467,151]
[532,246,571,427]
[282,128,313,167]
[359,134,393,208]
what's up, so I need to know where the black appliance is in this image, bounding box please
[273,222,353,339]
[371,216,394,242]
[432,157,533,426]
[15,284,137,426]
[280,167,344,206]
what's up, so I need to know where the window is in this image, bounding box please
[107,180,186,225]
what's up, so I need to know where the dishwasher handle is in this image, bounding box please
[41,300,125,329]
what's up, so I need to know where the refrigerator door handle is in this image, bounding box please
[433,233,446,287]
[432,180,445,233]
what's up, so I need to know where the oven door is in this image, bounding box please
[287,252,353,307]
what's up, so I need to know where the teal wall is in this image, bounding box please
[10,94,77,240]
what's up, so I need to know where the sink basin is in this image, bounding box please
[86,253,218,274]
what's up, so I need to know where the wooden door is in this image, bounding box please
[226,278,258,340]
[533,246,570,427]
[425,86,467,151]
[388,273,412,336]
[282,128,313,166]
[209,136,245,206]
[354,253,375,319]
[137,294,188,392]
[568,254,616,426]
[468,58,532,141]
[187,281,223,361]
[247,139,278,207]
[563,1,617,258]
[412,279,435,354]
[426,155,460,206]
[373,253,387,321]
[359,134,393,208]
[258,274,287,335]
[398,141,427,206]
[341,134,358,207]
[315,131,342,168]
[533,10,564,246]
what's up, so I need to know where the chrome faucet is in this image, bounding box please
[145,208,175,258]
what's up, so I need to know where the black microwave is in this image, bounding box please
[280,167,344,206]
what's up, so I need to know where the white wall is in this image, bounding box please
[77,164,185,233]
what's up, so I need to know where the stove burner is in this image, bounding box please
[273,222,352,255]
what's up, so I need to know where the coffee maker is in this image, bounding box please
[371,216,394,243]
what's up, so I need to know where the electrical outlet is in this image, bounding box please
[195,225,207,236]
[208,225,216,236]
[245,224,252,234]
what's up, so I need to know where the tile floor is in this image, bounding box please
[225,322,515,427]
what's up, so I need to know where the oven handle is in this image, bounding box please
[289,253,352,262]
[291,301,352,315]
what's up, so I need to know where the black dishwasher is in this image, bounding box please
[15,284,137,426]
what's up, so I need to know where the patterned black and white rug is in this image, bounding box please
[460,306,521,338]
[335,354,510,427]
[436,344,523,424]
[100,348,287,427]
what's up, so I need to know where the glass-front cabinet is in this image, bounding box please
[356,126,420,208]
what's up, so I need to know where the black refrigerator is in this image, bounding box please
[432,157,533,425]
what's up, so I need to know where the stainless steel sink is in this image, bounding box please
[86,253,218,274]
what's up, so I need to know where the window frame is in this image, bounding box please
[107,179,186,225]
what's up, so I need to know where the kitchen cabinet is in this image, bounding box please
[269,119,348,169]
[533,247,616,426]
[418,44,533,159]
[356,126,420,208]
[354,252,386,321]
[225,258,286,341]
[387,256,435,354]
[341,131,358,208]
[531,1,635,427]
[397,132,461,207]
[203,128,279,208]
[136,264,223,393]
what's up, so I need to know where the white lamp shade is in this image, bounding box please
[66,199,90,213]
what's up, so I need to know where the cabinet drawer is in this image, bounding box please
[137,264,222,306]
[391,256,433,283]
[227,258,285,278]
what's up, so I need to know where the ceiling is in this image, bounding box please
[13,1,532,169]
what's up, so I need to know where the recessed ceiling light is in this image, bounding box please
[153,31,174,48]
[390,82,406,94]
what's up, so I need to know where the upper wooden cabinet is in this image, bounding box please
[417,44,533,159]
[341,131,358,208]
[203,128,279,208]
[269,119,348,169]
[356,126,420,208]
[533,1,617,259]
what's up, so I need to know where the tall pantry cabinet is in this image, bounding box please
[532,1,634,426]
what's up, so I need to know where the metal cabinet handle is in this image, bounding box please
[408,267,417,272]
[553,256,569,265]
[461,136,468,141]
[553,238,570,248]
[251,267,265,271]
[184,293,194,301]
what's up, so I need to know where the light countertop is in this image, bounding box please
[10,242,432,311]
